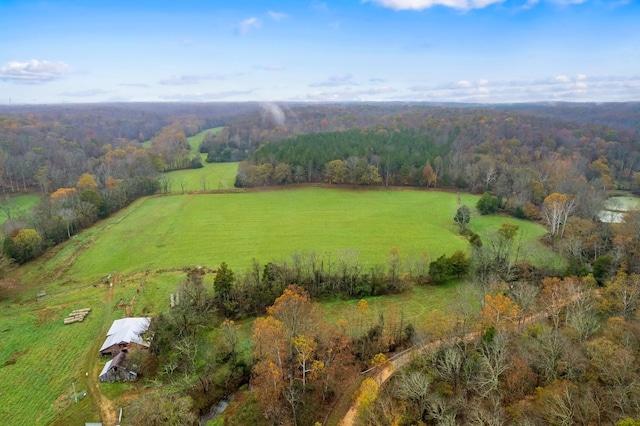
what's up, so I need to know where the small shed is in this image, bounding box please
[99,317,151,357]
[99,352,137,382]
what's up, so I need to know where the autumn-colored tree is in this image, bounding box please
[50,187,77,201]
[252,285,354,424]
[356,378,379,423]
[106,175,116,189]
[422,162,436,187]
[522,200,539,220]
[600,269,640,320]
[291,334,318,388]
[481,293,521,329]
[267,284,317,341]
[3,228,42,263]
[253,316,287,366]
[540,277,567,331]
[542,192,576,237]
[76,172,98,190]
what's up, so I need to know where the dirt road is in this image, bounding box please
[338,306,558,425]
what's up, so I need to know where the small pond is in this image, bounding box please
[599,195,640,223]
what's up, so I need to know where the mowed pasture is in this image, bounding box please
[166,161,238,193]
[23,187,549,285]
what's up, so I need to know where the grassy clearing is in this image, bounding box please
[187,127,223,154]
[0,193,40,226]
[165,162,238,193]
[320,280,464,331]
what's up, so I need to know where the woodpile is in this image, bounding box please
[63,308,91,324]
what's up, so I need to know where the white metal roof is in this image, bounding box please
[99,359,114,378]
[99,317,151,352]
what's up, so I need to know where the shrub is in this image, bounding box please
[476,192,499,215]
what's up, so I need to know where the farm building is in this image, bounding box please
[99,317,151,357]
[99,352,137,382]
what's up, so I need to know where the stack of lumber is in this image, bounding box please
[63,308,91,324]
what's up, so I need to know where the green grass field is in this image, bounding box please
[1,186,554,425]
[0,193,40,226]
[165,162,238,193]
[187,127,223,154]
[0,285,115,425]
[18,187,551,286]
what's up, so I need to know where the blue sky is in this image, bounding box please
[0,0,638,104]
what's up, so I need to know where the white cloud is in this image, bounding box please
[309,74,356,87]
[268,11,288,20]
[0,59,69,84]
[364,0,595,10]
[238,17,260,35]
[404,74,640,103]
[453,80,473,88]
[364,0,505,11]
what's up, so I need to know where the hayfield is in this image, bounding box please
[30,188,545,283]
